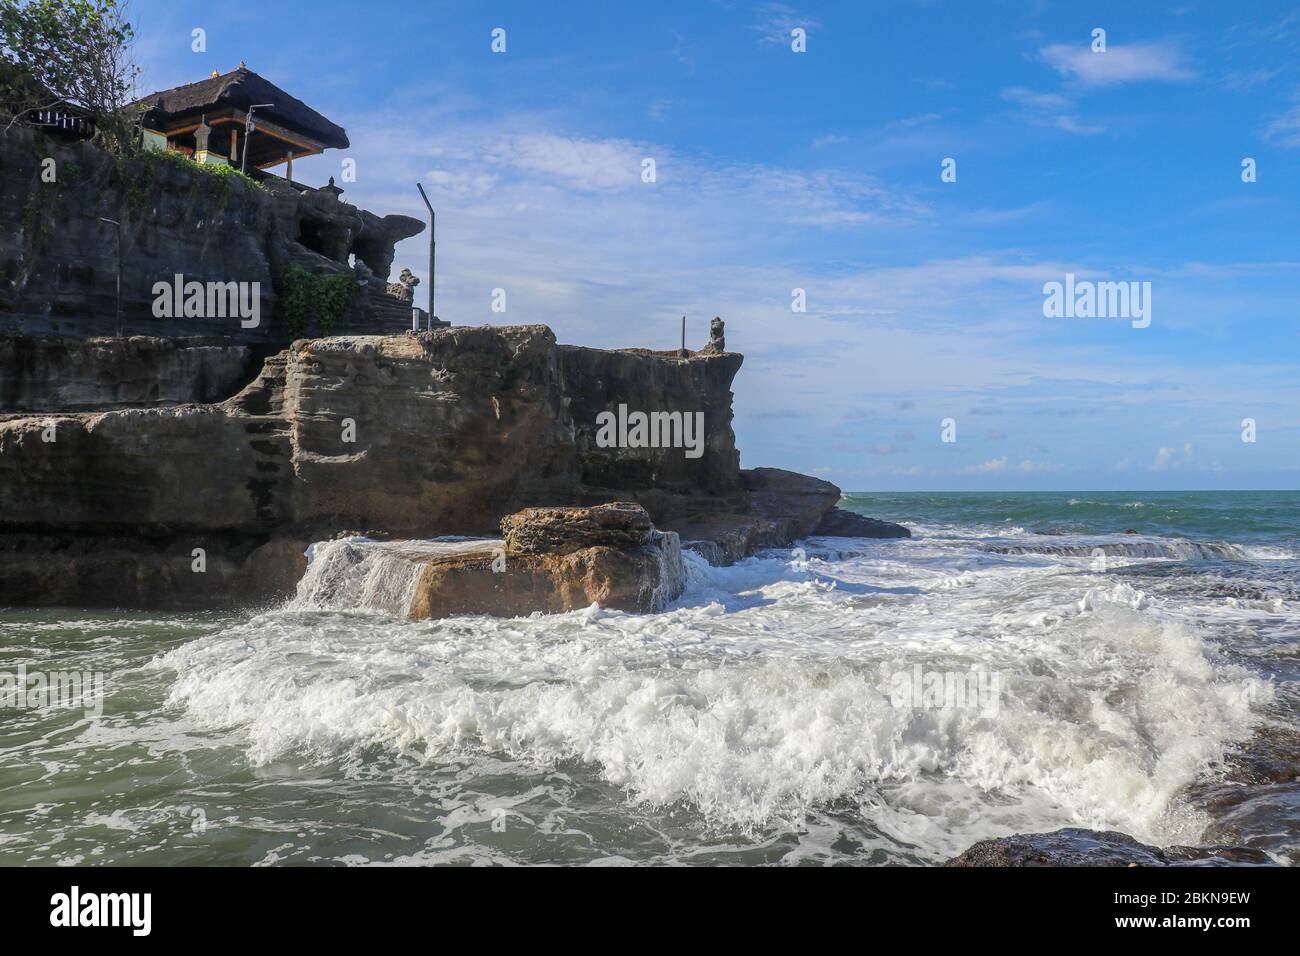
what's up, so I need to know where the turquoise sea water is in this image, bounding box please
[0,491,1295,865]
[845,490,1300,547]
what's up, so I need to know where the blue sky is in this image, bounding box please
[130,0,1299,490]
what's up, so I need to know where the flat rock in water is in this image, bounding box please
[813,507,911,538]
[501,502,653,555]
[944,828,1273,867]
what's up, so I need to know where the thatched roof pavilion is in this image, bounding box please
[135,65,349,175]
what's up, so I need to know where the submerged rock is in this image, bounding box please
[812,507,911,539]
[944,828,1274,867]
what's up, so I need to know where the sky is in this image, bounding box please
[127,0,1300,491]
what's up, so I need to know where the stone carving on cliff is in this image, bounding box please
[386,268,420,303]
[701,316,725,353]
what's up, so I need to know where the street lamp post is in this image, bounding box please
[416,182,435,325]
[98,217,122,337]
[240,103,275,175]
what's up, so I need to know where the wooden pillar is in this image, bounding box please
[286,151,293,183]
[230,128,238,162]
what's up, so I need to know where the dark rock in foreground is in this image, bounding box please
[944,827,1274,867]
[502,502,653,555]
[813,507,911,539]
[673,468,840,565]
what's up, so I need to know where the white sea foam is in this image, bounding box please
[152,532,1271,862]
[291,537,502,616]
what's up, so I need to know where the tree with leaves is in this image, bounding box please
[0,0,141,153]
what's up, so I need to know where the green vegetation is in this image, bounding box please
[276,264,358,339]
[113,148,262,224]
[194,160,262,213]
[0,0,141,155]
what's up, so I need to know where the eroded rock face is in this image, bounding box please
[408,532,686,618]
[0,127,423,341]
[284,327,578,536]
[943,828,1273,867]
[0,336,254,411]
[501,502,653,555]
[557,344,745,519]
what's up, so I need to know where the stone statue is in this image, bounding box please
[702,316,725,353]
[387,267,420,302]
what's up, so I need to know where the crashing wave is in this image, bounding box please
[984,539,1245,561]
[290,537,498,616]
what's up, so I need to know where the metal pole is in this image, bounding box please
[681,315,685,352]
[99,218,122,337]
[241,104,274,175]
[116,220,122,337]
[416,183,435,322]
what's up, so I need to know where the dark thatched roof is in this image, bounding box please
[134,67,349,149]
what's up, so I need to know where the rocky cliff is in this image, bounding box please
[0,324,828,609]
[0,126,423,341]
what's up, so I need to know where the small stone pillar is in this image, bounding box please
[193,116,227,166]
[319,176,345,201]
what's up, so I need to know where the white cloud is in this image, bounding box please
[963,457,1008,474]
[1002,87,1071,112]
[1266,105,1300,148]
[1150,442,1195,472]
[487,133,650,190]
[1039,41,1195,86]
[961,456,1064,475]
[1001,86,1104,135]
[750,3,821,47]
[890,113,943,129]
[422,168,497,198]
[1015,459,1066,474]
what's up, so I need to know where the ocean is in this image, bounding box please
[1,490,1295,865]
